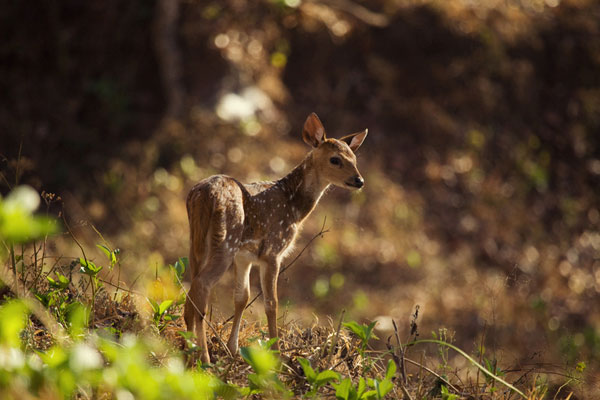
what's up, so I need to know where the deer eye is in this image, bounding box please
[329,157,342,166]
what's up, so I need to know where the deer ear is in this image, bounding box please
[302,113,326,148]
[340,129,368,152]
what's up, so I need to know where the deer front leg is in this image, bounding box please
[227,261,252,355]
[260,259,281,350]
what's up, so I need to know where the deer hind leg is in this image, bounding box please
[183,291,195,333]
[188,274,211,364]
[189,248,234,364]
[227,260,252,355]
[260,260,281,350]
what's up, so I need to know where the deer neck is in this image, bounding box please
[278,153,329,223]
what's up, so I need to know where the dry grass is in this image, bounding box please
[4,272,578,399]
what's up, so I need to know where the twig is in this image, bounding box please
[225,217,330,323]
[386,323,412,400]
[327,309,345,367]
[90,222,123,298]
[507,365,582,389]
[399,384,413,400]
[97,278,144,296]
[403,357,461,394]
[30,254,63,292]
[476,321,487,396]
[392,319,408,385]
[61,207,88,263]
[417,351,424,398]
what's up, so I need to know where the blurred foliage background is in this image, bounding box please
[1,0,599,391]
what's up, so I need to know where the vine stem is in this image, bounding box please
[410,339,527,399]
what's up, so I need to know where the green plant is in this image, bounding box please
[148,298,179,332]
[145,257,187,332]
[333,377,369,400]
[97,243,119,268]
[178,330,200,358]
[0,186,57,246]
[432,328,453,372]
[170,256,188,285]
[344,321,379,351]
[33,271,73,326]
[332,359,395,400]
[297,357,340,397]
[366,359,396,399]
[240,338,290,397]
[441,384,458,400]
[411,338,527,399]
[0,186,58,281]
[344,320,379,373]
[483,357,505,393]
[0,299,237,399]
[79,256,103,313]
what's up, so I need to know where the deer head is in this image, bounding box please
[302,112,368,190]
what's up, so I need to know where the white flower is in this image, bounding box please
[70,343,103,371]
[166,357,184,374]
[4,185,40,213]
[0,346,25,370]
[116,389,135,400]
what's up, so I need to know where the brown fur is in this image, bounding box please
[185,113,368,363]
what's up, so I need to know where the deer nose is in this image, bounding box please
[353,176,364,188]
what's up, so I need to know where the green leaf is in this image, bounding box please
[343,321,366,341]
[240,344,279,375]
[47,273,70,290]
[0,186,59,244]
[246,373,262,391]
[0,300,29,347]
[361,389,378,400]
[58,273,70,285]
[79,258,102,275]
[66,302,90,339]
[261,336,278,350]
[97,244,117,267]
[237,385,255,396]
[148,298,160,314]
[376,379,394,399]
[385,358,396,380]
[35,292,50,307]
[38,345,68,368]
[298,357,316,382]
[172,257,188,281]
[364,321,379,341]
[163,314,180,322]
[343,320,379,344]
[158,299,174,315]
[97,243,111,258]
[441,384,458,400]
[315,369,340,386]
[214,382,241,400]
[357,377,367,398]
[333,378,355,400]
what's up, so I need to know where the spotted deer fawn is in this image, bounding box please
[185,113,368,363]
